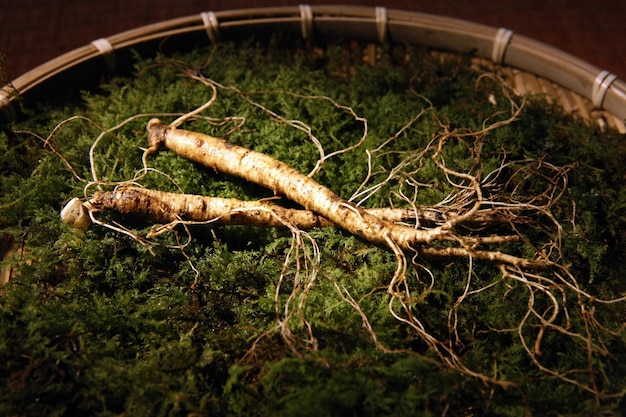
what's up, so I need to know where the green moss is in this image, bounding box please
[1,36,626,416]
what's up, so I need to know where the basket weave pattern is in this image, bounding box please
[1,6,625,130]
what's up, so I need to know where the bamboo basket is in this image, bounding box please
[1,7,626,409]
[1,5,625,133]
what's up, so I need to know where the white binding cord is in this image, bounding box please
[201,11,219,44]
[375,6,388,43]
[300,4,313,40]
[591,70,618,108]
[91,38,115,72]
[491,28,513,65]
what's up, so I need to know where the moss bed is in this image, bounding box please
[1,35,626,416]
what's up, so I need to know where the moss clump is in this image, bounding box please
[1,36,626,416]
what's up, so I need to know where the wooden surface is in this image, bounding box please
[1,0,625,81]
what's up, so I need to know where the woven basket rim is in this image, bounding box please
[1,5,625,127]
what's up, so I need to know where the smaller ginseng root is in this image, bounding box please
[85,186,519,239]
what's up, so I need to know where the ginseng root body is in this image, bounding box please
[88,186,508,229]
[148,120,447,246]
[146,119,547,270]
[90,186,331,228]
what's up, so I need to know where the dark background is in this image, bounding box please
[1,0,625,81]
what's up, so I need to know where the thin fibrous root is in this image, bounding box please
[145,119,550,270]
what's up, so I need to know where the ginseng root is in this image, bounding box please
[145,118,548,270]
[88,186,515,228]
[88,186,519,242]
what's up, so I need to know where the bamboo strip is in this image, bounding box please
[0,6,624,127]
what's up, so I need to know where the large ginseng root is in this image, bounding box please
[146,118,548,270]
